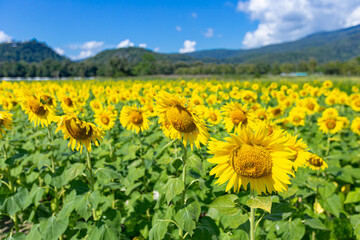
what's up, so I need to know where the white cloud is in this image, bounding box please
[176,26,182,32]
[237,0,360,48]
[54,47,65,55]
[154,47,160,52]
[192,12,198,18]
[0,31,12,43]
[139,43,147,48]
[179,40,196,53]
[69,40,104,60]
[117,39,135,48]
[204,28,214,38]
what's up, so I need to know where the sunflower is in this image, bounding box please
[120,105,150,133]
[205,107,222,125]
[306,153,328,170]
[94,109,117,131]
[317,108,344,134]
[221,102,253,134]
[56,114,103,153]
[286,134,311,171]
[154,91,209,150]
[287,107,306,126]
[90,99,104,113]
[20,91,56,127]
[351,117,360,135]
[0,111,13,138]
[207,122,295,194]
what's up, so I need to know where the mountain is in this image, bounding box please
[185,24,360,64]
[0,39,68,63]
[84,47,196,64]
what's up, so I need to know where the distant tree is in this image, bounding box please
[308,58,317,73]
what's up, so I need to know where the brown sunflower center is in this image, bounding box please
[230,144,272,178]
[64,97,73,107]
[293,116,301,122]
[28,98,46,116]
[166,105,197,133]
[272,108,281,116]
[230,109,247,125]
[40,95,53,105]
[193,100,200,105]
[0,119,3,126]
[258,113,266,120]
[355,100,360,107]
[101,115,110,125]
[65,118,92,140]
[209,113,217,121]
[308,156,324,167]
[130,111,144,125]
[325,119,336,129]
[2,101,8,107]
[306,103,315,111]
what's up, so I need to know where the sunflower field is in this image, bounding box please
[0,78,360,240]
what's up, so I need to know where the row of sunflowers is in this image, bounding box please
[0,78,359,240]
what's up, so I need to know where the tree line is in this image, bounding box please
[1,53,360,78]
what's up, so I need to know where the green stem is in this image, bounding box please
[86,149,94,192]
[325,133,331,156]
[181,145,187,206]
[249,190,256,240]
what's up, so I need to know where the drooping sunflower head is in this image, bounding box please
[306,153,328,170]
[154,91,209,150]
[120,104,150,133]
[20,90,56,127]
[285,134,311,171]
[0,111,13,138]
[207,122,296,194]
[56,114,103,153]
[94,108,117,131]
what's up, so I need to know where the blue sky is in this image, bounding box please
[1,0,360,60]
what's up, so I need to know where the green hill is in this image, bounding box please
[0,39,68,63]
[186,25,360,64]
[84,47,196,64]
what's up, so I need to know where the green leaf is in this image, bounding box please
[40,215,68,240]
[24,184,44,209]
[279,218,305,240]
[193,217,220,240]
[87,223,118,240]
[304,218,327,230]
[318,182,337,198]
[66,163,85,182]
[163,177,184,204]
[3,186,28,215]
[149,221,169,240]
[25,224,42,240]
[345,191,360,204]
[264,203,294,221]
[95,167,122,180]
[175,200,201,236]
[187,152,204,174]
[75,191,100,220]
[350,215,360,236]
[220,211,248,229]
[209,194,240,216]
[246,196,272,213]
[320,194,341,217]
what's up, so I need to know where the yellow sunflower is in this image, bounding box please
[286,134,311,171]
[287,107,306,126]
[20,91,56,127]
[0,111,13,138]
[94,109,117,131]
[154,91,209,150]
[120,105,150,133]
[221,102,253,134]
[207,122,295,194]
[317,108,344,134]
[205,107,222,125]
[351,117,360,135]
[56,114,103,153]
[306,153,328,170]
